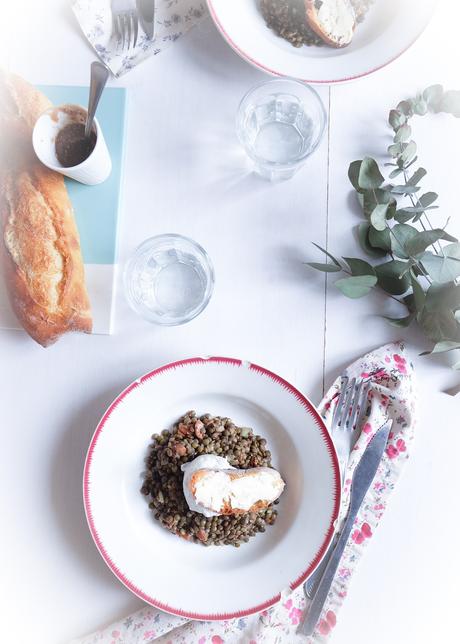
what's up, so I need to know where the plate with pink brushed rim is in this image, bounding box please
[207,0,436,84]
[84,357,340,620]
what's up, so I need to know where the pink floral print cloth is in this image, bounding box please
[73,342,416,644]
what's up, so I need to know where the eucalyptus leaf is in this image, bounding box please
[342,257,376,277]
[311,242,341,267]
[307,262,342,273]
[395,209,415,224]
[400,140,417,164]
[405,229,457,256]
[390,224,418,259]
[440,90,460,117]
[421,252,460,283]
[375,261,411,295]
[424,282,460,313]
[391,185,421,195]
[418,192,438,207]
[418,309,460,342]
[397,100,413,116]
[335,275,377,299]
[389,167,404,179]
[444,243,460,259]
[358,157,385,190]
[420,340,460,356]
[363,188,393,218]
[383,313,415,328]
[388,143,402,158]
[414,99,428,116]
[411,274,426,312]
[357,223,388,258]
[389,109,406,130]
[404,293,416,313]
[369,226,392,252]
[348,160,363,192]
[407,167,427,186]
[398,206,438,214]
[404,156,419,170]
[370,204,389,231]
[423,84,443,110]
[394,124,411,143]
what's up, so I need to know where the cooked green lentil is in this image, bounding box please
[259,0,373,49]
[141,411,279,547]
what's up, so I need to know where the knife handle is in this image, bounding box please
[299,511,355,636]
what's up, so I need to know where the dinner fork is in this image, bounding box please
[112,0,139,51]
[304,376,370,599]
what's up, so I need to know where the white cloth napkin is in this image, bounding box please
[72,342,416,643]
[72,0,208,77]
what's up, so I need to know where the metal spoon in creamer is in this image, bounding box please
[85,61,110,139]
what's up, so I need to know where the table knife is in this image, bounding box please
[138,0,155,39]
[300,420,392,636]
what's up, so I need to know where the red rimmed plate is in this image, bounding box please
[84,357,340,619]
[207,0,436,84]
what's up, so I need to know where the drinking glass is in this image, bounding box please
[236,79,327,181]
[124,234,215,325]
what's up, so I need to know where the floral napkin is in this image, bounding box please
[72,342,416,643]
[72,0,208,77]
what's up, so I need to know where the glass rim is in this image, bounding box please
[123,233,215,326]
[236,78,327,168]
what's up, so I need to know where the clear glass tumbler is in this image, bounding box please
[236,79,327,181]
[124,234,215,325]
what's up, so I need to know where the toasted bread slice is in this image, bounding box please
[305,0,356,48]
[188,467,285,516]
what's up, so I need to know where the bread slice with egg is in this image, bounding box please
[188,467,285,516]
[305,0,356,48]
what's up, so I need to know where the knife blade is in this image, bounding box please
[138,0,155,40]
[300,420,392,636]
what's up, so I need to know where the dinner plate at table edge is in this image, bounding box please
[83,357,340,620]
[207,0,437,84]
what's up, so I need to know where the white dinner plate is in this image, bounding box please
[84,357,340,620]
[207,0,437,84]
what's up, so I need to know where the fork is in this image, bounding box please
[112,0,139,51]
[304,376,371,599]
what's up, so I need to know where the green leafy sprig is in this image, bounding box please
[309,86,460,367]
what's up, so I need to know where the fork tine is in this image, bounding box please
[127,12,132,49]
[355,380,371,429]
[119,14,126,50]
[331,376,349,429]
[113,13,120,46]
[338,377,356,428]
[116,14,123,49]
[348,379,366,429]
[133,11,139,48]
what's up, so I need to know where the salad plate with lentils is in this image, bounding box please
[207,0,436,83]
[84,357,340,619]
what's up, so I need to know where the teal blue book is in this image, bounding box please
[0,84,127,335]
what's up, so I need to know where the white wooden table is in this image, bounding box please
[0,2,459,643]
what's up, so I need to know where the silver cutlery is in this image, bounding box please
[85,62,110,139]
[300,419,392,636]
[304,376,370,599]
[112,0,139,51]
[138,0,155,40]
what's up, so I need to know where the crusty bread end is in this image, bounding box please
[0,71,92,346]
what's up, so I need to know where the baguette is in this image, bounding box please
[188,467,285,516]
[305,0,356,48]
[0,72,92,347]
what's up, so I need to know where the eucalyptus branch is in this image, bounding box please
[308,85,460,366]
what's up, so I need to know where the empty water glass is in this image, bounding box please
[124,234,215,325]
[236,79,327,181]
